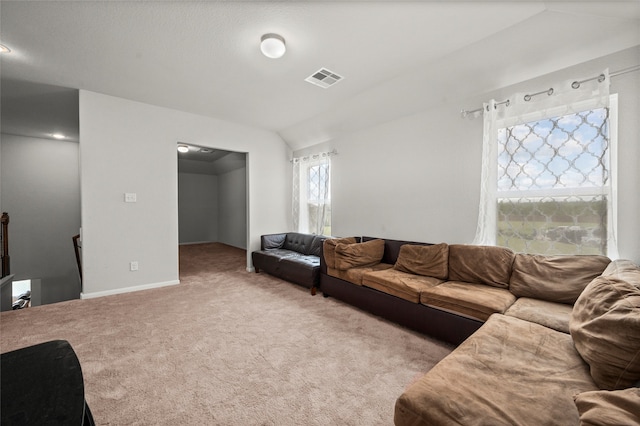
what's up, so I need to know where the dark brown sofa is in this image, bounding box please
[252,232,328,293]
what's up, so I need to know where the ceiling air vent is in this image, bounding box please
[305,68,344,89]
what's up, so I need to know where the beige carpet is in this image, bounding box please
[1,243,452,425]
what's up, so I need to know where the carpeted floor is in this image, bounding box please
[0,243,452,425]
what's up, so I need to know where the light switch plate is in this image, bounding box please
[124,193,137,203]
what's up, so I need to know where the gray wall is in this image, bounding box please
[177,162,247,249]
[293,47,640,264]
[0,133,81,304]
[178,172,219,244]
[218,166,247,249]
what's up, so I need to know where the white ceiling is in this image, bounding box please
[1,1,639,150]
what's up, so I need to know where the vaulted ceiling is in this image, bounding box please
[1,1,639,150]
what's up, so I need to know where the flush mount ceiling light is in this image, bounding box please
[177,144,189,153]
[51,133,66,140]
[0,44,10,54]
[260,33,286,59]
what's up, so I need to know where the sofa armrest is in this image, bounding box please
[260,233,287,250]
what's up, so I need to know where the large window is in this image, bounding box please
[292,154,331,235]
[307,163,330,202]
[474,74,617,257]
[306,162,331,235]
[496,107,612,255]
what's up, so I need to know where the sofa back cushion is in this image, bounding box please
[510,254,610,304]
[308,235,328,257]
[570,260,640,390]
[448,244,514,289]
[394,243,449,280]
[282,233,316,255]
[323,237,358,269]
[363,237,432,265]
[334,239,385,270]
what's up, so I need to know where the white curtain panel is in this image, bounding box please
[474,70,617,257]
[292,159,301,232]
[474,98,499,246]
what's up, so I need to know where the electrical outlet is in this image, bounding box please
[130,261,139,271]
[124,193,137,203]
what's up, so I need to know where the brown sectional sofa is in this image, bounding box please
[320,236,640,425]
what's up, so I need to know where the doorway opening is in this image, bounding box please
[12,279,31,309]
[176,143,248,251]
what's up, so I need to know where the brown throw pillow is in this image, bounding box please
[323,237,357,269]
[574,388,640,426]
[570,274,640,390]
[334,239,385,270]
[394,243,449,279]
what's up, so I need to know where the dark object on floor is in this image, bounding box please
[1,339,95,425]
[252,232,328,294]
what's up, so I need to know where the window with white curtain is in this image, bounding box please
[474,70,618,257]
[292,153,331,235]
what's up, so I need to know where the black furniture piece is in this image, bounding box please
[252,232,328,294]
[1,340,95,425]
[321,236,483,345]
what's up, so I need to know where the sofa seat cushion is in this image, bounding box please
[570,264,640,390]
[280,253,320,268]
[504,297,572,333]
[509,253,610,304]
[252,249,322,288]
[393,243,449,279]
[448,244,515,289]
[573,388,640,426]
[362,268,443,303]
[327,263,392,286]
[394,314,598,426]
[255,248,304,261]
[334,239,385,270]
[420,281,516,321]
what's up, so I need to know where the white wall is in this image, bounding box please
[178,172,218,244]
[79,91,290,298]
[0,134,81,303]
[218,166,247,249]
[295,47,640,264]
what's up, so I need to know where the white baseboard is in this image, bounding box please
[80,279,180,299]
